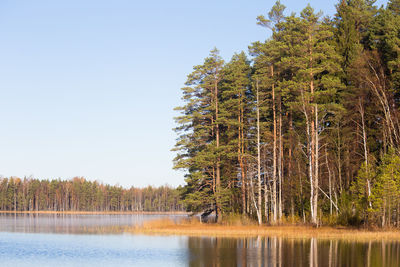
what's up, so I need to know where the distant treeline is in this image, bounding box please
[0,177,184,212]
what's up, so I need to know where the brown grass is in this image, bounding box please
[128,218,400,241]
[0,210,189,215]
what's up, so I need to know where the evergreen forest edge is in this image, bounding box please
[173,0,400,228]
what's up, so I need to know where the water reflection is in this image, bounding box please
[187,236,400,267]
[0,213,184,234]
[1,214,399,266]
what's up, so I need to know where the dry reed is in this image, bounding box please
[128,218,400,241]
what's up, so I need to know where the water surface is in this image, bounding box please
[0,212,182,234]
[0,213,399,266]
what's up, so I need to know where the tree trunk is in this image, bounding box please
[278,95,283,221]
[358,98,372,209]
[256,79,262,225]
[215,78,221,222]
[326,146,333,216]
[264,149,269,222]
[271,65,278,224]
[312,103,319,225]
[238,93,246,214]
[309,28,318,225]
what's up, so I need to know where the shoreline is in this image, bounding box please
[128,219,400,241]
[2,212,400,240]
[0,210,189,215]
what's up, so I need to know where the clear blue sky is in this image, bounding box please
[0,0,388,187]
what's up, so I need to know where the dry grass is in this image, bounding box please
[0,210,188,215]
[128,218,400,241]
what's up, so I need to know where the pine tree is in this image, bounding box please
[253,0,287,224]
[173,49,226,218]
[271,5,343,224]
[220,52,252,214]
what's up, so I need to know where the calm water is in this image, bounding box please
[0,213,182,234]
[0,213,399,266]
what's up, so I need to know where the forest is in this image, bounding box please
[173,0,400,227]
[0,177,183,212]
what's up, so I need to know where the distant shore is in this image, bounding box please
[0,210,189,215]
[129,218,400,241]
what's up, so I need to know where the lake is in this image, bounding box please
[0,213,399,266]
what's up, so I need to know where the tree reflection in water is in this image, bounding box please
[187,236,400,267]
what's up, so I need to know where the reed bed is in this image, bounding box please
[128,218,400,241]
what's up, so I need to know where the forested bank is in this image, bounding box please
[174,0,400,227]
[0,177,184,212]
